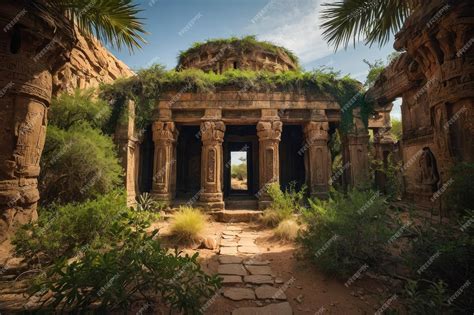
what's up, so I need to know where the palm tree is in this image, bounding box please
[0,0,146,241]
[319,0,416,50]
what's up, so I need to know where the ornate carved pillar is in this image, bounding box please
[199,120,225,210]
[151,121,178,204]
[342,109,370,189]
[304,120,330,199]
[256,120,282,209]
[0,3,74,242]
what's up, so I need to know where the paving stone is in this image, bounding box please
[246,265,272,275]
[221,240,239,246]
[244,259,270,266]
[244,275,274,285]
[220,246,238,255]
[238,246,260,254]
[222,235,235,239]
[232,302,292,315]
[238,238,255,246]
[223,231,238,236]
[218,264,248,276]
[255,285,287,300]
[226,226,243,231]
[219,255,243,264]
[223,287,255,301]
[221,275,243,284]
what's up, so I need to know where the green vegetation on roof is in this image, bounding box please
[100,64,372,133]
[177,35,300,67]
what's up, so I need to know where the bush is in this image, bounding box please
[446,162,474,216]
[299,189,394,278]
[39,123,122,205]
[49,89,111,131]
[170,207,207,243]
[261,182,306,227]
[13,192,130,264]
[13,193,220,313]
[136,192,167,212]
[274,219,300,241]
[401,220,474,313]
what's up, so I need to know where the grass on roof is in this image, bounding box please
[177,35,300,67]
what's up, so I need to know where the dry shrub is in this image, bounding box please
[274,218,300,241]
[170,206,207,243]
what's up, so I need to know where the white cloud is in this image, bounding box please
[245,0,333,65]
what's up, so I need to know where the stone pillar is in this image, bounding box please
[256,119,282,209]
[151,121,178,204]
[342,109,370,189]
[0,3,73,242]
[373,127,395,193]
[304,120,330,199]
[115,100,140,206]
[199,120,226,210]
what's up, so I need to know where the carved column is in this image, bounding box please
[199,120,225,210]
[257,120,282,209]
[304,121,330,199]
[342,109,370,189]
[151,121,178,204]
[0,3,74,242]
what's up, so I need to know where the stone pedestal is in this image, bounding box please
[151,121,178,204]
[304,121,330,199]
[256,120,282,209]
[199,120,226,210]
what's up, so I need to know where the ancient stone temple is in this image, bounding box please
[136,40,370,211]
[366,0,473,209]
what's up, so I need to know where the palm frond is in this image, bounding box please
[320,0,411,50]
[40,0,147,52]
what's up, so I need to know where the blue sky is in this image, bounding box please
[109,0,401,119]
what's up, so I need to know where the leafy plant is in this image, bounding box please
[39,123,122,205]
[136,192,166,212]
[299,189,393,278]
[29,209,220,313]
[13,192,129,264]
[446,162,474,216]
[401,280,452,314]
[261,182,306,227]
[170,207,208,243]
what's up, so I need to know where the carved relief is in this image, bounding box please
[207,148,216,183]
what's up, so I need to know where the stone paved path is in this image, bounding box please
[216,224,293,315]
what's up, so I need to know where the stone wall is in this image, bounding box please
[52,28,134,95]
[367,0,473,208]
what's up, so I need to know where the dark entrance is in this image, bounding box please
[279,125,305,191]
[176,125,201,198]
[223,125,259,197]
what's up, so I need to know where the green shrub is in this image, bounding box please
[136,192,167,212]
[13,192,130,264]
[49,89,111,131]
[170,207,208,243]
[39,123,122,205]
[231,163,247,180]
[299,189,394,278]
[446,162,474,215]
[274,219,300,241]
[261,182,306,227]
[27,204,219,313]
[401,221,474,313]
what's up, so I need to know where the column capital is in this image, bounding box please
[257,120,282,141]
[200,120,225,144]
[304,121,329,143]
[152,121,178,142]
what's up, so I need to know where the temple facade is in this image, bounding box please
[122,40,373,212]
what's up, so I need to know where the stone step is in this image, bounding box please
[225,199,258,210]
[213,210,263,222]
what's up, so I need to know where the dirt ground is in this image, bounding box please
[154,219,389,315]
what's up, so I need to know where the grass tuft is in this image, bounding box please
[274,218,300,241]
[170,206,207,243]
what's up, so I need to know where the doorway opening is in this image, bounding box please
[230,147,249,192]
